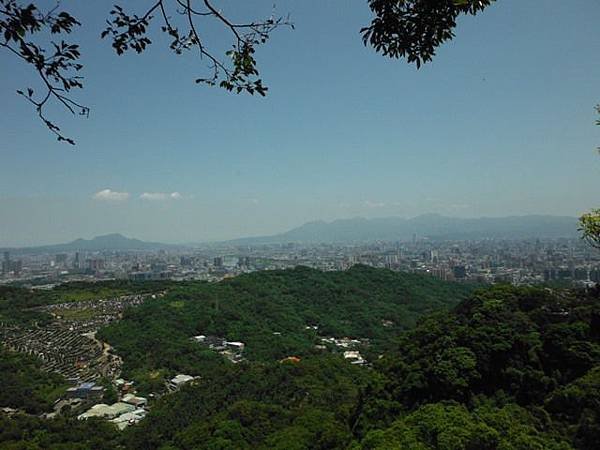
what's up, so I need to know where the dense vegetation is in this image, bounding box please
[97,265,476,391]
[122,355,372,450]
[0,414,121,450]
[2,269,600,449]
[355,284,600,448]
[0,349,67,415]
[0,286,53,327]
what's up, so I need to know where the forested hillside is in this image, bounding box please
[0,349,67,415]
[2,270,599,449]
[97,265,476,391]
[114,284,600,449]
[357,284,600,448]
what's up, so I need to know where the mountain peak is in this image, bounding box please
[231,214,579,244]
[5,234,178,253]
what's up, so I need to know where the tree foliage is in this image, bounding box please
[578,105,600,249]
[361,0,495,68]
[2,0,497,144]
[2,273,600,449]
[97,265,475,389]
[0,0,85,144]
[358,403,571,450]
[1,0,291,144]
[0,348,67,414]
[579,209,600,250]
[0,413,121,450]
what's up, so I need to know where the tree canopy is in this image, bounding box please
[580,208,600,250]
[97,265,476,392]
[2,272,600,448]
[578,105,600,249]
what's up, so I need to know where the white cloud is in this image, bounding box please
[92,189,130,202]
[364,200,386,208]
[140,192,182,201]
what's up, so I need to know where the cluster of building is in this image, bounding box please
[1,324,105,383]
[73,380,148,430]
[318,336,368,365]
[43,293,158,333]
[0,277,203,429]
[1,294,161,384]
[0,290,173,431]
[192,335,245,363]
[2,251,22,276]
[71,373,198,429]
[380,238,600,286]
[79,402,147,430]
[2,237,598,288]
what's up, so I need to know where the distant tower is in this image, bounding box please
[1,251,9,275]
[430,250,439,264]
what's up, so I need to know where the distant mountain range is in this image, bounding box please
[228,214,580,244]
[2,233,180,254]
[1,215,581,253]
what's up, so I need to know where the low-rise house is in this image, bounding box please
[226,341,245,351]
[343,351,361,360]
[78,402,135,420]
[343,350,367,365]
[65,382,104,400]
[122,393,147,408]
[169,374,196,390]
[111,402,136,417]
[204,336,227,351]
[1,407,18,416]
[110,409,147,430]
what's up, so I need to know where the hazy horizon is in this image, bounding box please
[1,0,599,247]
[0,210,581,248]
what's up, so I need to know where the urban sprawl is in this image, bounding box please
[1,236,598,431]
[2,238,599,288]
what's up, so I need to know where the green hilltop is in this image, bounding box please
[97,265,476,387]
[2,268,600,449]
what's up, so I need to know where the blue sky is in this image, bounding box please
[1,0,599,246]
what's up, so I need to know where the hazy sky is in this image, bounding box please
[1,0,599,246]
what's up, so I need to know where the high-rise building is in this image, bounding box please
[2,252,22,276]
[430,250,439,264]
[73,252,81,270]
[86,259,105,272]
[180,256,193,267]
[55,253,68,266]
[238,256,251,267]
[2,251,10,275]
[11,260,22,276]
